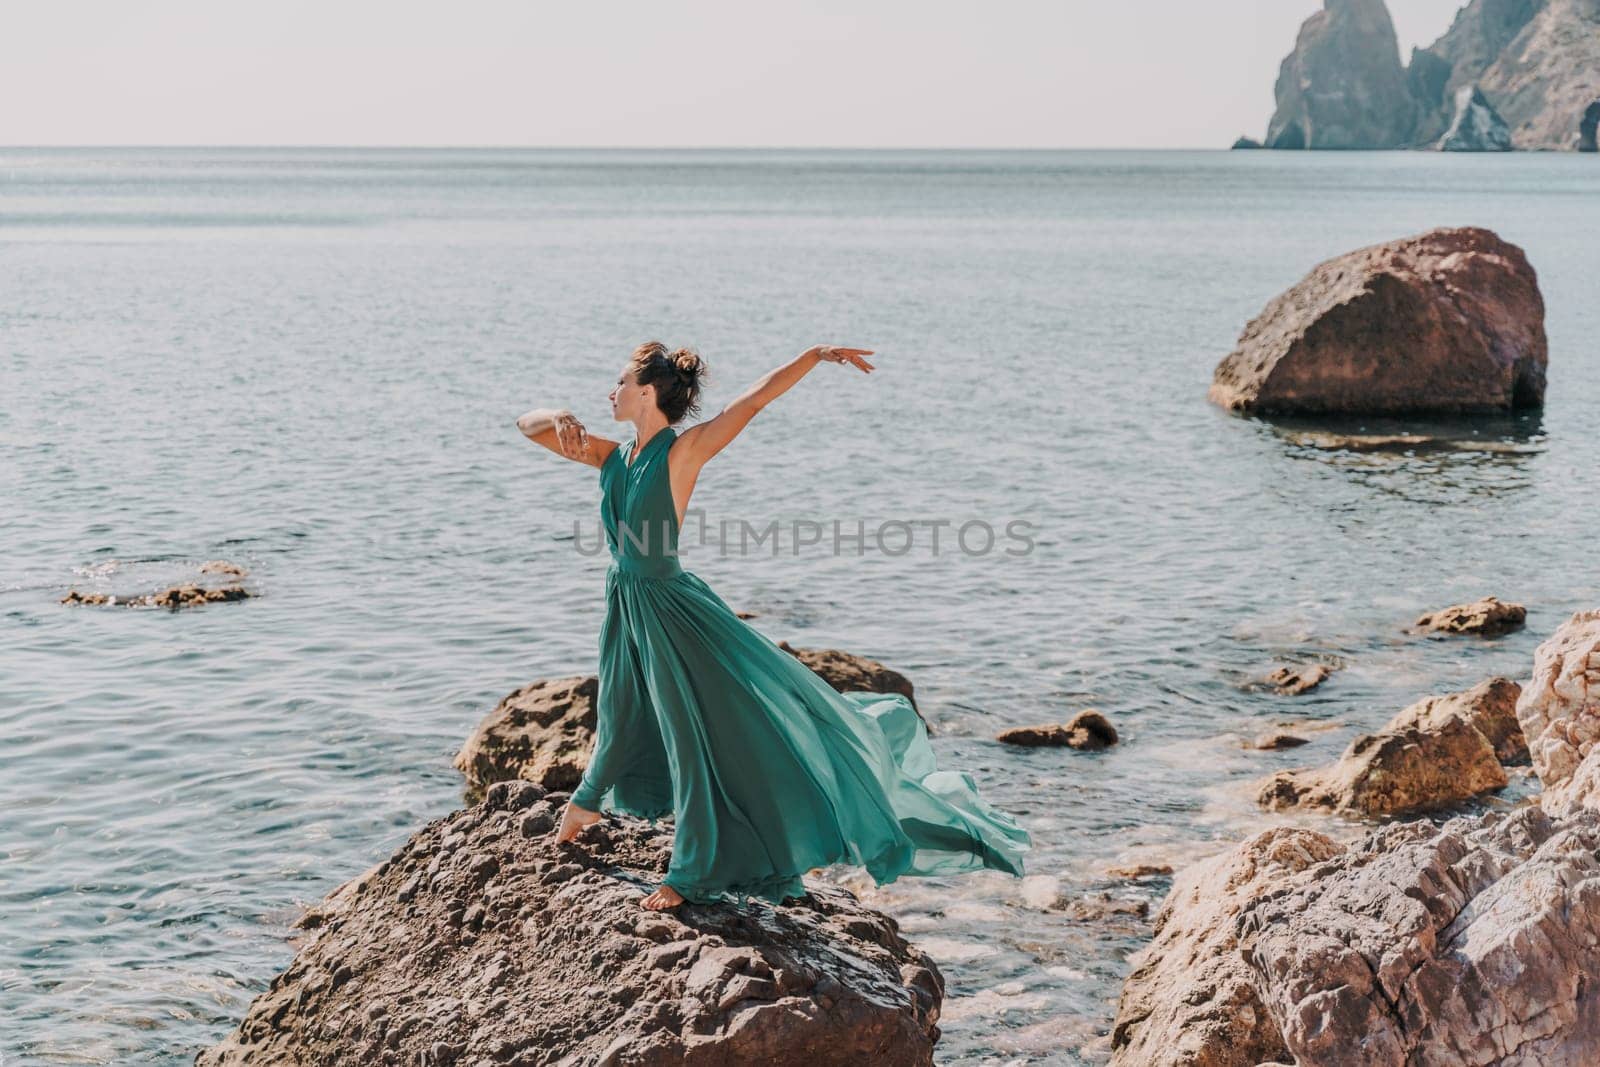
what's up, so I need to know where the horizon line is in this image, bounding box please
[0,143,1238,152]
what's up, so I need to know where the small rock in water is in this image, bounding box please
[997,710,1117,750]
[1261,664,1332,696]
[1412,596,1526,637]
[1246,733,1311,751]
[1104,864,1174,880]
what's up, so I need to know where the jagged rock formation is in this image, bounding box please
[1515,609,1600,816]
[1265,0,1418,148]
[1210,228,1548,415]
[1257,711,1508,816]
[1113,805,1600,1066]
[197,780,945,1065]
[1115,608,1600,1066]
[1257,676,1527,816]
[1437,84,1516,148]
[1257,0,1600,150]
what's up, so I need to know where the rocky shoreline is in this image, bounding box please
[196,596,1600,1064]
[1111,608,1600,1066]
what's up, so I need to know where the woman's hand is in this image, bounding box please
[551,410,593,460]
[807,345,876,373]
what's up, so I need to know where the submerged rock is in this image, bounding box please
[197,781,944,1066]
[1516,609,1600,816]
[1413,595,1527,636]
[997,710,1118,750]
[1245,732,1311,751]
[1209,227,1547,415]
[61,583,253,610]
[1114,806,1600,1066]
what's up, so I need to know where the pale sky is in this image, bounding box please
[2,1,1468,148]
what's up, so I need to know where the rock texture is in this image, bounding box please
[1414,595,1528,636]
[1256,712,1507,816]
[197,781,944,1066]
[773,642,921,715]
[1209,228,1547,416]
[1112,828,1343,1067]
[1261,664,1331,695]
[1436,84,1515,148]
[1422,0,1600,150]
[1515,609,1600,816]
[997,710,1118,750]
[1113,806,1600,1066]
[1389,676,1528,763]
[1258,0,1600,151]
[1265,0,1418,149]
[61,583,253,610]
[456,648,924,799]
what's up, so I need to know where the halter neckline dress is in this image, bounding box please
[569,424,1032,905]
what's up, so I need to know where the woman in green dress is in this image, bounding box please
[515,341,1031,911]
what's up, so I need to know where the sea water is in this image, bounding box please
[3,148,1597,1063]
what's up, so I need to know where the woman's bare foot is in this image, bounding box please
[641,884,684,910]
[553,801,602,844]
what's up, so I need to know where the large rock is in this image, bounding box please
[1516,609,1600,816]
[1113,806,1600,1066]
[1209,227,1547,415]
[455,648,924,798]
[1436,84,1515,149]
[1388,676,1528,764]
[1256,712,1507,817]
[1264,0,1418,149]
[453,676,600,800]
[1111,828,1342,1067]
[197,781,944,1066]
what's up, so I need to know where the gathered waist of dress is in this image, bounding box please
[607,553,685,580]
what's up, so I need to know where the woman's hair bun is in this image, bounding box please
[668,347,706,381]
[629,340,709,423]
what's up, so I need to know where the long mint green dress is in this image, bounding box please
[568,425,1031,905]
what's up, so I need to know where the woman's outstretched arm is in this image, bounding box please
[676,345,874,467]
[515,407,619,469]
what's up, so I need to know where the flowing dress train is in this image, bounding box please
[569,425,1032,904]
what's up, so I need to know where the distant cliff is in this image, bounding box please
[1248,0,1600,151]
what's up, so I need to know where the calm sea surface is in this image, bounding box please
[3,148,1598,1064]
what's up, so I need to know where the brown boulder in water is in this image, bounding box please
[1209,227,1546,415]
[196,780,944,1066]
[1386,676,1527,764]
[1412,595,1526,636]
[1256,713,1507,817]
[997,710,1118,751]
